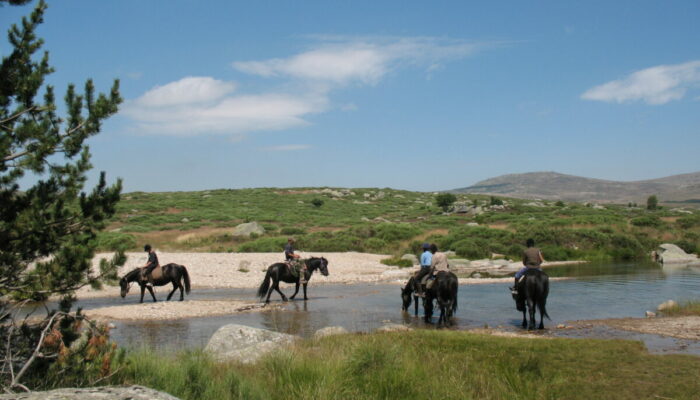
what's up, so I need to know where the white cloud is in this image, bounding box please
[262,144,311,151]
[122,78,327,136]
[581,60,700,105]
[133,76,236,107]
[233,36,485,86]
[123,36,490,137]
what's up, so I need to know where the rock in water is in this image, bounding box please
[0,385,179,400]
[205,324,298,363]
[657,300,678,312]
[313,326,349,339]
[656,244,698,264]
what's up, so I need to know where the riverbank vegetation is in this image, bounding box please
[659,300,700,316]
[98,188,699,263]
[88,330,700,399]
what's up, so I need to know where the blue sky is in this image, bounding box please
[3,0,699,192]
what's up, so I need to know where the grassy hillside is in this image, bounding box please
[97,187,700,262]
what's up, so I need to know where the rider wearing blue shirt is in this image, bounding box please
[415,243,432,297]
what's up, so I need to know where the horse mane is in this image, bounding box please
[121,267,142,282]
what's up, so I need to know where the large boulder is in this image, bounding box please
[656,243,698,264]
[0,386,179,400]
[232,221,266,237]
[204,324,298,363]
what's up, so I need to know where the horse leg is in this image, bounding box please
[413,294,419,316]
[167,281,177,301]
[527,299,536,330]
[521,309,527,329]
[289,281,300,300]
[272,279,287,302]
[139,284,146,303]
[147,285,157,302]
[178,278,185,301]
[302,282,308,300]
[538,300,545,330]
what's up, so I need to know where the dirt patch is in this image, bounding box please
[661,216,679,223]
[175,227,235,243]
[572,316,700,340]
[165,207,188,214]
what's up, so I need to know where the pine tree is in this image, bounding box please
[1,1,125,390]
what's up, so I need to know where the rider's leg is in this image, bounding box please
[146,265,155,286]
[415,268,429,297]
[511,267,528,294]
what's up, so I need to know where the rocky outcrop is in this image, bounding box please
[655,244,698,264]
[232,221,265,237]
[0,385,179,399]
[204,324,298,363]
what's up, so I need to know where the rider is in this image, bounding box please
[284,237,307,284]
[414,243,432,297]
[142,244,159,286]
[510,238,544,295]
[428,243,450,280]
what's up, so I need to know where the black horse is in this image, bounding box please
[119,263,191,303]
[256,257,329,304]
[423,271,459,326]
[512,269,550,330]
[401,273,422,316]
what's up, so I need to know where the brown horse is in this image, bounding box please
[119,263,191,303]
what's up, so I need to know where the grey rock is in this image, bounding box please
[314,326,349,339]
[0,385,179,400]
[376,323,412,333]
[657,299,678,311]
[401,254,419,265]
[656,243,698,264]
[645,311,657,318]
[232,221,266,237]
[205,324,298,363]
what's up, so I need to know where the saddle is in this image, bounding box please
[140,265,163,282]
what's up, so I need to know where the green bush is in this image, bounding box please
[380,257,414,268]
[95,232,137,251]
[630,216,661,227]
[237,237,287,252]
[675,240,698,255]
[280,227,306,235]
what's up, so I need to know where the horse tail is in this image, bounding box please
[257,269,272,299]
[182,265,191,294]
[539,274,550,320]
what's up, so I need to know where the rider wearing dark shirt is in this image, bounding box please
[143,244,159,286]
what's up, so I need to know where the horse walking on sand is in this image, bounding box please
[257,257,329,304]
[423,271,459,327]
[120,263,191,303]
[512,268,550,330]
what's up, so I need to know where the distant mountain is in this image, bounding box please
[452,171,700,204]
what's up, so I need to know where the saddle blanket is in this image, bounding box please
[140,265,163,281]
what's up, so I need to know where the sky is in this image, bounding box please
[2,0,700,193]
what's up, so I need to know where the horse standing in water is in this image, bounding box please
[401,274,422,316]
[120,263,191,303]
[257,257,329,304]
[423,271,459,327]
[512,269,550,330]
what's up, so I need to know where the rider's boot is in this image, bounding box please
[300,267,307,284]
[510,277,518,295]
[147,273,155,287]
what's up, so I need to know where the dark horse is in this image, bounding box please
[256,257,329,304]
[423,271,459,326]
[512,269,550,330]
[120,263,191,303]
[401,273,422,316]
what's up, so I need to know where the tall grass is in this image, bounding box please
[108,331,700,400]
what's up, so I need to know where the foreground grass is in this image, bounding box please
[110,330,700,400]
[660,300,700,316]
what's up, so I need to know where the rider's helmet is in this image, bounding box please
[144,244,152,252]
[422,243,430,250]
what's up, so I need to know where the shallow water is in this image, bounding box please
[33,262,700,353]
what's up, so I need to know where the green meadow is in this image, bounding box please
[98,188,700,263]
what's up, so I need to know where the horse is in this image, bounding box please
[512,268,550,330]
[119,263,191,303]
[423,271,459,326]
[401,273,422,316]
[256,257,329,304]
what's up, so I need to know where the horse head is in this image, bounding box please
[119,276,130,298]
[318,257,329,276]
[401,285,412,311]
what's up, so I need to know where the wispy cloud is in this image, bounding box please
[581,60,700,105]
[122,36,492,138]
[262,144,311,151]
[233,36,486,86]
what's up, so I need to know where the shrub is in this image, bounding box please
[675,240,698,255]
[630,216,661,227]
[435,193,457,211]
[95,232,137,251]
[281,227,306,235]
[237,237,287,252]
[380,257,413,268]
